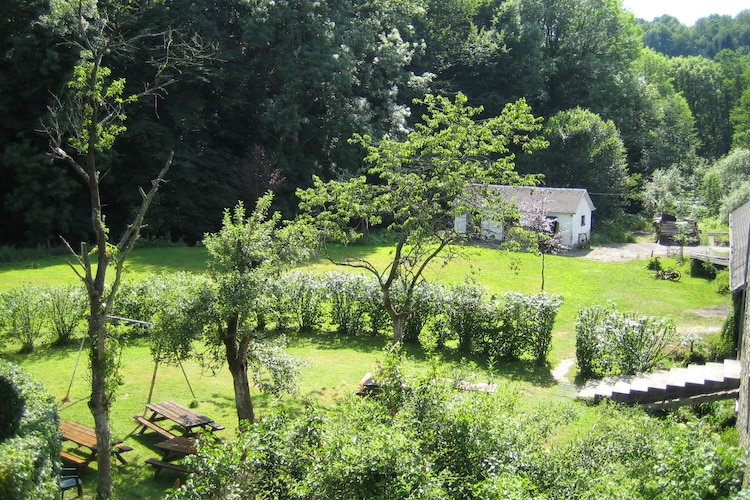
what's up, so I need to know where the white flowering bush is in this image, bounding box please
[576,304,676,379]
[481,292,562,362]
[324,271,369,335]
[278,271,328,332]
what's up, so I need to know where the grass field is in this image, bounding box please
[0,244,731,498]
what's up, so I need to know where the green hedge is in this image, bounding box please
[0,359,61,500]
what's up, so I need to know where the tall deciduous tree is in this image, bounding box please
[525,0,642,117]
[40,1,205,496]
[298,93,546,343]
[0,0,80,245]
[201,193,313,425]
[518,107,630,220]
[670,55,735,159]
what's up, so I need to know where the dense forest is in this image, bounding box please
[1,0,750,247]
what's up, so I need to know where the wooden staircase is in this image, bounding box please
[577,359,741,409]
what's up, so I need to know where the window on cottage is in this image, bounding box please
[580,215,586,226]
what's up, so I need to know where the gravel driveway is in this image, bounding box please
[568,242,723,263]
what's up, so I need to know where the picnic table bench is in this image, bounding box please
[60,420,133,467]
[136,401,224,437]
[146,436,197,479]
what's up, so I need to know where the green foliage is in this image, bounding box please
[715,268,731,295]
[0,284,48,353]
[140,272,213,364]
[700,148,750,222]
[65,63,133,154]
[530,403,744,499]
[166,355,745,499]
[479,292,563,363]
[519,107,630,221]
[45,284,86,345]
[670,56,735,159]
[0,359,60,500]
[399,281,445,344]
[298,93,545,343]
[279,271,328,332]
[325,271,370,336]
[445,281,490,354]
[576,304,677,379]
[168,353,576,500]
[642,165,700,218]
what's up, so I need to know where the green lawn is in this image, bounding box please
[0,244,731,498]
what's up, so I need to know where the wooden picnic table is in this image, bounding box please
[140,401,224,437]
[146,436,197,479]
[60,420,133,467]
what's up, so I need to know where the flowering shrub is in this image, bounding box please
[576,304,676,379]
[398,281,445,344]
[0,284,48,353]
[444,282,491,353]
[325,271,369,335]
[479,292,563,362]
[278,271,327,332]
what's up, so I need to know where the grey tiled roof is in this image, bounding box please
[487,185,595,214]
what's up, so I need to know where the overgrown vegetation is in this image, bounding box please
[0,245,737,498]
[167,349,745,500]
[576,304,677,379]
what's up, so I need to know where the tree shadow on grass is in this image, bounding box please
[286,329,387,354]
[283,331,557,389]
[1,336,87,364]
[404,345,558,389]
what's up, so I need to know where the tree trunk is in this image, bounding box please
[392,314,404,344]
[228,357,255,426]
[88,300,113,499]
[223,314,255,426]
[541,252,546,291]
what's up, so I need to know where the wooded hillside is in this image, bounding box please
[1,0,749,246]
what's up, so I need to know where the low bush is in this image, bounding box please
[0,359,60,500]
[0,284,48,353]
[576,304,676,379]
[167,354,744,500]
[45,284,86,345]
[400,281,445,344]
[478,292,563,363]
[325,271,369,335]
[279,271,327,332]
[715,268,730,295]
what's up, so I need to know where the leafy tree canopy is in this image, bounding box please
[298,93,546,342]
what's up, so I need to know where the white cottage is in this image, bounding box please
[454,185,596,248]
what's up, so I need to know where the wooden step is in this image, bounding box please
[704,362,727,383]
[665,367,687,388]
[724,359,741,380]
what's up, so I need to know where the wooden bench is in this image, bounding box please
[115,443,133,453]
[134,415,177,440]
[145,458,190,479]
[207,421,225,431]
[60,450,88,467]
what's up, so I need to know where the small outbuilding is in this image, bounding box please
[454,185,596,248]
